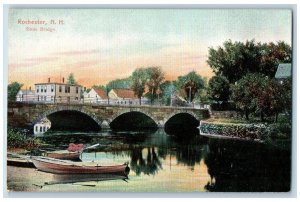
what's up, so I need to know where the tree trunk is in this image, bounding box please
[275,112,278,123]
[245,109,249,120]
[260,111,264,122]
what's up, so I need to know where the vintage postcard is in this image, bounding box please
[6,7,293,193]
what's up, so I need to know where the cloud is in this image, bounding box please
[52,49,100,56]
[24,56,59,62]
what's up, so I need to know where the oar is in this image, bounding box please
[82,143,100,151]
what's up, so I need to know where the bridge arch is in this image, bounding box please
[32,106,102,130]
[109,109,159,128]
[163,111,200,126]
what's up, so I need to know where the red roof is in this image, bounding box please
[112,89,138,99]
[93,89,108,99]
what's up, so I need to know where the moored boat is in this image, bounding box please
[31,156,130,175]
[45,150,81,161]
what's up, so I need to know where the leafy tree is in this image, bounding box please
[230,73,267,120]
[175,71,204,102]
[208,75,230,104]
[92,85,105,90]
[131,68,149,105]
[207,40,292,83]
[160,81,176,105]
[67,73,77,84]
[8,82,23,101]
[145,67,165,103]
[106,78,132,92]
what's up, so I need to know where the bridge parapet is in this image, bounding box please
[8,101,210,129]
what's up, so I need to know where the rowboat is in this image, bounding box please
[45,150,81,161]
[30,156,130,175]
[43,143,99,161]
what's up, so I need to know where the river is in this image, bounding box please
[7,129,291,192]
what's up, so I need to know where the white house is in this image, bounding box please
[16,89,35,102]
[108,88,148,105]
[275,63,291,84]
[83,88,109,104]
[34,118,51,136]
[34,78,82,103]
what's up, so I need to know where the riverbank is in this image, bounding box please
[199,118,291,143]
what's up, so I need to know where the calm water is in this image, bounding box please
[7,129,291,192]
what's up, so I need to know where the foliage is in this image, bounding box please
[230,73,267,120]
[146,67,165,103]
[160,81,176,105]
[67,73,77,84]
[131,68,149,104]
[91,85,106,91]
[207,40,292,83]
[7,128,43,149]
[106,78,132,92]
[208,75,230,103]
[175,71,205,102]
[8,82,23,101]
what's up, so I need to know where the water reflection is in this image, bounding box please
[38,128,291,192]
[203,138,291,192]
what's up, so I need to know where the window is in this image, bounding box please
[65,85,70,93]
[51,85,54,92]
[37,86,39,93]
[40,126,42,132]
[44,86,47,93]
[51,96,54,101]
[59,85,62,92]
[68,86,70,93]
[43,126,46,132]
[35,126,38,132]
[76,87,79,94]
[41,87,43,93]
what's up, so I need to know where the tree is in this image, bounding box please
[145,67,165,103]
[8,82,23,101]
[160,81,176,105]
[230,73,267,120]
[91,85,106,90]
[208,75,230,104]
[106,78,132,92]
[67,73,77,84]
[207,40,292,83]
[131,68,149,105]
[175,71,204,102]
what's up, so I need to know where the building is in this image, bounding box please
[34,78,82,103]
[275,63,291,84]
[34,118,51,136]
[108,88,148,105]
[16,89,35,102]
[83,88,109,104]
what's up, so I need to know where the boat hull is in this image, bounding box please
[31,157,129,175]
[45,151,80,161]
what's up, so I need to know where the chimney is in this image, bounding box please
[48,78,50,83]
[29,86,31,91]
[62,77,65,83]
[84,87,86,91]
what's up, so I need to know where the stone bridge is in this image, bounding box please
[8,102,210,130]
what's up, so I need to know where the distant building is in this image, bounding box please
[34,78,82,103]
[84,88,109,104]
[275,63,291,84]
[108,88,148,105]
[16,89,35,102]
[34,118,51,136]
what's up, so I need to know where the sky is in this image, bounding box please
[8,9,292,88]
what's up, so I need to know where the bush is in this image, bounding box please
[7,128,43,149]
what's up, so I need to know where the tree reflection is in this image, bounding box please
[130,147,162,176]
[204,139,291,192]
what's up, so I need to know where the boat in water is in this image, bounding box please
[30,156,130,175]
[44,143,98,161]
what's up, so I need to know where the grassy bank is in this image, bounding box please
[200,118,291,142]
